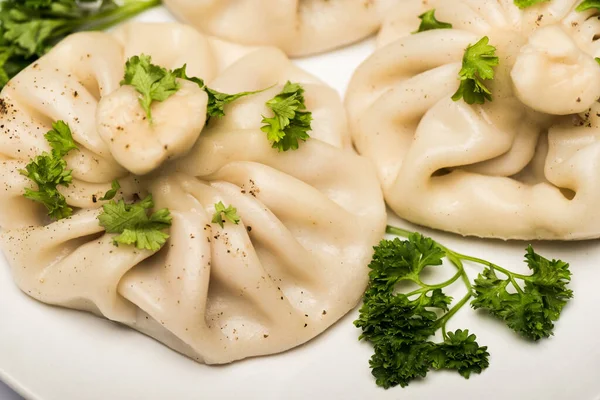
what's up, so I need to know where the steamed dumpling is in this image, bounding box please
[0,23,387,364]
[346,0,600,240]
[163,0,397,57]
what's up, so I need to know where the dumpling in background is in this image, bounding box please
[162,0,397,57]
[0,23,387,364]
[346,0,600,240]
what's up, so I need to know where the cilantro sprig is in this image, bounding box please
[413,10,452,33]
[121,55,180,122]
[261,81,312,152]
[98,194,172,251]
[211,201,240,228]
[0,0,160,88]
[99,179,120,201]
[514,0,550,8]
[356,225,573,389]
[576,0,600,12]
[173,64,267,120]
[452,36,499,105]
[121,58,266,123]
[20,120,77,220]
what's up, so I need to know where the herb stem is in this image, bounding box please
[456,253,530,280]
[435,291,473,331]
[80,0,161,31]
[405,270,463,297]
[386,225,531,282]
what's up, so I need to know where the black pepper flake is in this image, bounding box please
[92,194,97,203]
[304,323,308,328]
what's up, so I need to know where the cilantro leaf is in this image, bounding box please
[0,0,160,89]
[514,0,550,8]
[44,120,77,157]
[172,64,266,120]
[471,246,573,340]
[99,179,120,201]
[261,81,312,151]
[429,329,490,378]
[97,194,171,251]
[20,120,77,220]
[414,10,452,33]
[211,201,240,228]
[575,0,600,11]
[120,54,180,122]
[451,36,499,105]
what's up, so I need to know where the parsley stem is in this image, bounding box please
[385,225,414,238]
[405,270,463,297]
[386,225,531,282]
[435,292,473,336]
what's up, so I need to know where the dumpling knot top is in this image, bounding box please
[0,22,387,364]
[347,0,600,240]
[162,0,397,56]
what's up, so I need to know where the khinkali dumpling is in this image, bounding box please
[163,0,397,56]
[0,23,386,364]
[347,0,600,240]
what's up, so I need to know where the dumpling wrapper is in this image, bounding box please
[0,23,387,364]
[346,0,600,240]
[163,0,397,57]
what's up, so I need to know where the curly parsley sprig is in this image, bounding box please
[356,225,573,389]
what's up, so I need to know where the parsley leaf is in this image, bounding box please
[414,10,452,33]
[451,36,499,105]
[429,329,490,379]
[172,64,266,120]
[121,54,180,122]
[514,0,550,8]
[0,0,160,88]
[99,179,120,201]
[211,201,240,228]
[261,81,312,152]
[20,120,77,220]
[97,194,172,251]
[356,225,573,389]
[472,246,573,340]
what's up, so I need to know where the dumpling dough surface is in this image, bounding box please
[163,0,397,57]
[347,0,600,240]
[0,23,386,364]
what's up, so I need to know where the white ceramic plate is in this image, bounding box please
[2,7,600,400]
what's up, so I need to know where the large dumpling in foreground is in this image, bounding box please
[163,0,396,57]
[0,23,387,364]
[346,0,600,240]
